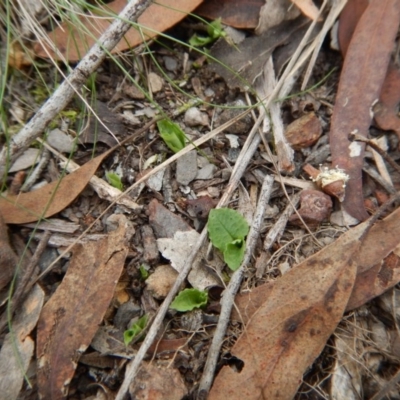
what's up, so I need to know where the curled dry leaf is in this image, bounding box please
[35,0,203,62]
[329,0,400,221]
[36,215,130,399]
[337,0,368,57]
[373,63,400,140]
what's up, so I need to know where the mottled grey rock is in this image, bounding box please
[196,163,216,180]
[148,199,191,238]
[176,150,198,185]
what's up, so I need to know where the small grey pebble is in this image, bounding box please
[163,56,178,72]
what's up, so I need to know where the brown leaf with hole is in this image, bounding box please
[34,0,203,62]
[330,0,400,221]
[196,0,264,29]
[0,148,113,224]
[210,224,359,399]
[36,216,130,400]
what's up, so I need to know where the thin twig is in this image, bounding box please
[197,175,275,397]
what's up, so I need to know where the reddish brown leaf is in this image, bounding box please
[147,337,189,357]
[0,150,111,224]
[36,216,129,399]
[196,0,264,29]
[330,0,400,221]
[337,0,368,56]
[35,0,203,62]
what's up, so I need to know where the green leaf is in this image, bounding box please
[207,208,249,271]
[189,34,213,47]
[124,314,148,346]
[207,208,249,251]
[105,172,123,190]
[170,288,208,312]
[225,239,246,271]
[157,119,186,153]
[207,18,225,40]
[139,265,149,280]
[189,18,226,48]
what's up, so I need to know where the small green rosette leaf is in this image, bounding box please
[207,208,249,251]
[157,119,186,153]
[170,288,208,312]
[207,208,249,271]
[224,239,246,271]
[106,172,123,190]
[124,314,148,346]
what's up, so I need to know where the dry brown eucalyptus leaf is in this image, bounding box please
[36,216,130,399]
